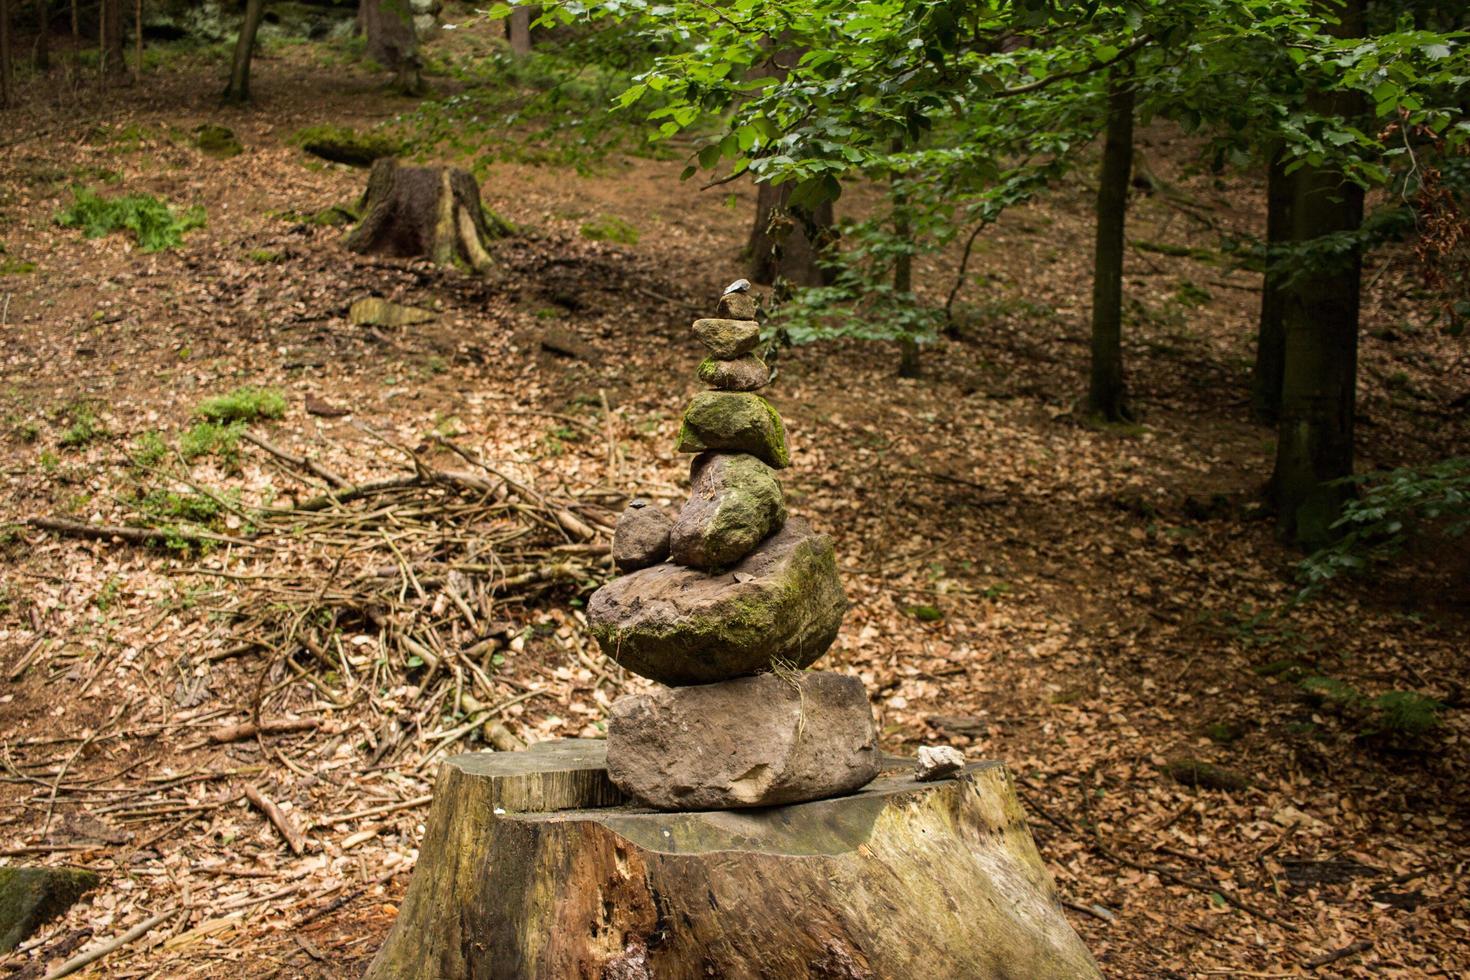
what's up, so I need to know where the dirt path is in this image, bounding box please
[1,36,1466,979]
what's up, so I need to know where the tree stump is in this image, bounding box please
[344,159,497,272]
[366,740,1099,979]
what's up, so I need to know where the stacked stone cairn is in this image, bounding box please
[588,283,881,810]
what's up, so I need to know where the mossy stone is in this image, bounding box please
[194,124,242,159]
[0,867,100,952]
[588,517,845,685]
[692,318,760,358]
[676,391,789,469]
[671,452,786,569]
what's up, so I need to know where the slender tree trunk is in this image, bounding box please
[1271,1,1365,547]
[222,0,265,103]
[101,0,125,79]
[893,162,919,379]
[33,0,47,71]
[1252,149,1292,424]
[0,0,13,109]
[508,6,532,55]
[1087,66,1136,422]
[69,0,79,75]
[133,0,141,82]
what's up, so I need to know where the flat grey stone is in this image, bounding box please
[692,318,761,358]
[697,355,770,392]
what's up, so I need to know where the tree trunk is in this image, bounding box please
[747,182,835,292]
[366,741,1100,980]
[100,0,125,79]
[361,0,423,95]
[1271,1,1365,547]
[345,159,498,272]
[0,0,12,109]
[222,0,265,103]
[1251,148,1292,424]
[69,0,78,75]
[32,0,47,72]
[507,4,531,55]
[1087,66,1135,422]
[133,0,141,82]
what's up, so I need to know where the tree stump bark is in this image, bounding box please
[366,740,1099,979]
[344,159,497,272]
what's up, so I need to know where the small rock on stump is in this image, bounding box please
[612,498,672,572]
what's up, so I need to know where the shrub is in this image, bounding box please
[1299,457,1470,597]
[58,403,106,448]
[195,387,286,423]
[55,188,206,252]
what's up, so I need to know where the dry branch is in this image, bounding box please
[243,783,307,856]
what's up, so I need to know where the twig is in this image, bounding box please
[1305,940,1372,969]
[243,783,307,856]
[42,908,180,980]
[241,431,349,488]
[204,718,321,744]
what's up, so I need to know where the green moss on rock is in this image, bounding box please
[194,124,243,159]
[0,867,100,953]
[676,391,789,468]
[291,125,403,168]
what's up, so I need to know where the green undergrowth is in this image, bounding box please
[195,387,286,423]
[55,188,206,252]
[1299,675,1445,744]
[579,214,639,244]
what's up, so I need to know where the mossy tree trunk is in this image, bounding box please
[1251,148,1292,425]
[345,158,497,272]
[367,744,1100,980]
[1271,0,1365,547]
[361,0,423,95]
[747,182,836,293]
[1087,64,1136,423]
[222,0,266,104]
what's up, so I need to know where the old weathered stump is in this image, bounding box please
[366,740,1099,979]
[345,159,497,272]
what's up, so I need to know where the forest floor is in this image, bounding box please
[1,19,1468,980]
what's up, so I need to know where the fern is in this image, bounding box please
[56,188,206,253]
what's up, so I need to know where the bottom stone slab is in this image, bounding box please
[365,741,1100,980]
[607,671,880,810]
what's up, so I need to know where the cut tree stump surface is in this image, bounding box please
[367,740,1100,979]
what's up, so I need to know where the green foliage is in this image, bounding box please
[179,421,246,464]
[134,488,222,528]
[1298,457,1470,596]
[578,214,639,244]
[58,402,105,448]
[132,431,170,467]
[55,188,206,253]
[195,387,287,423]
[1300,675,1445,741]
[194,124,243,159]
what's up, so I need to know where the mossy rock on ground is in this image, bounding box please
[292,125,403,168]
[0,867,100,953]
[194,124,243,159]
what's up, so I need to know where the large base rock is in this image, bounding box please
[588,517,845,685]
[365,743,1101,979]
[608,671,878,810]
